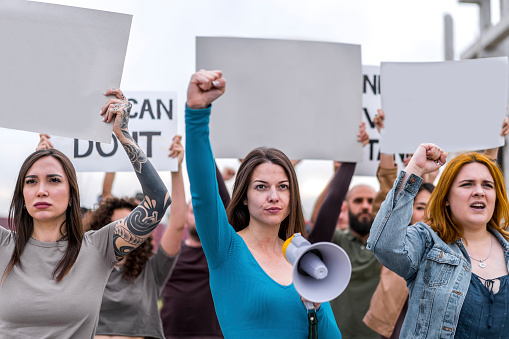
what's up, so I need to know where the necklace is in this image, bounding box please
[30,234,68,242]
[468,234,493,268]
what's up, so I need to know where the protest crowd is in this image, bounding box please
[0,67,508,338]
[3,3,509,339]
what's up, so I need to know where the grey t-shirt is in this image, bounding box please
[0,223,117,339]
[96,244,178,338]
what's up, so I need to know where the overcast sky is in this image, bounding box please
[0,0,486,219]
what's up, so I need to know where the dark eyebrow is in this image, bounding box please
[253,179,289,184]
[25,174,63,179]
[253,180,268,184]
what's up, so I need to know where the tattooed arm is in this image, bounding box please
[100,89,171,260]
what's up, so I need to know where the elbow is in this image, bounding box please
[162,192,172,213]
[146,189,171,218]
[153,186,172,210]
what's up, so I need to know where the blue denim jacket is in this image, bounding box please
[367,171,509,338]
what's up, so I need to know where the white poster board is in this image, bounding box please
[354,65,412,176]
[196,37,363,161]
[381,57,508,154]
[0,0,132,143]
[52,91,178,172]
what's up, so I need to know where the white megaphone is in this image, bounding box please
[283,233,352,304]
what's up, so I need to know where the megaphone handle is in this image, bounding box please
[304,301,315,310]
[307,307,318,339]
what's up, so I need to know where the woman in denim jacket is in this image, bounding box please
[367,143,509,338]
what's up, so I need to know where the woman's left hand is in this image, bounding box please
[100,89,132,140]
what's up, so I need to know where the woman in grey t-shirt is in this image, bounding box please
[87,136,186,339]
[0,89,171,338]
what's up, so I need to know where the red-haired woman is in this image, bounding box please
[368,143,509,338]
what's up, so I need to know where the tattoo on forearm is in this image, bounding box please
[113,235,134,260]
[113,194,169,260]
[119,103,130,130]
[121,139,148,174]
[124,200,161,236]
[109,91,171,261]
[114,224,145,247]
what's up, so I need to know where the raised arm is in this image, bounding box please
[101,172,116,202]
[307,122,369,243]
[367,143,446,278]
[483,116,509,160]
[307,162,355,243]
[159,135,187,257]
[373,153,398,218]
[399,144,446,191]
[372,109,398,217]
[185,70,232,265]
[100,89,171,261]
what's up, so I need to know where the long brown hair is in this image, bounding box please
[85,197,153,283]
[2,149,83,283]
[426,152,509,243]
[226,147,306,240]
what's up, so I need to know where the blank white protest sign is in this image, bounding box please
[380,57,508,154]
[196,37,363,161]
[0,0,132,143]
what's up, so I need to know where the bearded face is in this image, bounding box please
[348,210,373,236]
[346,185,375,236]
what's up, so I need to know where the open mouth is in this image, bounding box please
[470,202,486,210]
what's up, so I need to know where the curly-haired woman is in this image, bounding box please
[86,136,186,339]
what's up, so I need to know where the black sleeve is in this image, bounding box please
[307,162,356,243]
[215,161,231,209]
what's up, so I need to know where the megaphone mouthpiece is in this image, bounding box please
[299,251,328,279]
